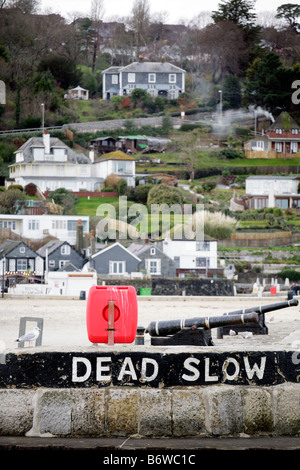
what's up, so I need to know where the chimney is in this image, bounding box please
[43,131,50,154]
[89,148,95,163]
[90,229,96,256]
[138,55,144,63]
[161,56,165,63]
[76,219,83,254]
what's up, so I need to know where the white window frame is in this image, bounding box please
[276,128,282,134]
[145,258,161,275]
[128,73,135,83]
[111,74,118,84]
[17,259,27,271]
[148,73,156,83]
[28,219,39,231]
[109,261,126,274]
[59,260,69,268]
[19,246,25,254]
[169,74,176,83]
[61,245,70,255]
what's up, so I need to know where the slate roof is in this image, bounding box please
[15,137,90,164]
[120,61,185,73]
[268,112,300,131]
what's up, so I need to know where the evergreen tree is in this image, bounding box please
[222,74,242,108]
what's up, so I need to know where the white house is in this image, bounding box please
[0,214,89,246]
[93,150,136,187]
[6,133,136,191]
[65,85,89,100]
[245,176,300,210]
[162,236,218,277]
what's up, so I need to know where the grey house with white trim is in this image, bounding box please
[37,240,86,272]
[90,242,141,276]
[128,243,176,278]
[102,60,185,100]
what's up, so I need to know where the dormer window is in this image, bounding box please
[276,128,282,134]
[292,129,298,135]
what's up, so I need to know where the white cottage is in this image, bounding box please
[6,134,135,192]
[162,236,218,277]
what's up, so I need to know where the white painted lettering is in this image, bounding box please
[141,358,159,382]
[292,80,300,105]
[117,357,137,381]
[72,357,91,383]
[205,357,218,382]
[96,357,112,381]
[182,357,200,381]
[244,356,266,379]
[222,357,240,381]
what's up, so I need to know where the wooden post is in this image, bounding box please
[107,301,115,346]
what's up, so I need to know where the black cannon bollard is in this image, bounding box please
[146,312,259,346]
[217,298,299,338]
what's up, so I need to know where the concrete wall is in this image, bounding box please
[1,364,300,438]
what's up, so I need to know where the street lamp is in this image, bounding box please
[2,258,5,298]
[218,90,222,117]
[41,103,44,132]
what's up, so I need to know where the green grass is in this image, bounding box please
[75,197,119,216]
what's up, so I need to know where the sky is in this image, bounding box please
[38,0,300,24]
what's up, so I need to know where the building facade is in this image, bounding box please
[244,112,300,159]
[102,60,185,100]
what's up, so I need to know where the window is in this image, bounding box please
[276,142,282,153]
[196,242,210,251]
[19,246,25,254]
[291,142,298,153]
[128,73,135,83]
[52,220,67,230]
[169,74,176,83]
[148,73,156,83]
[146,259,161,274]
[17,259,27,271]
[61,245,70,255]
[0,220,16,230]
[196,257,208,267]
[109,261,125,274]
[276,128,282,134]
[174,256,180,268]
[49,260,55,268]
[59,260,68,268]
[275,198,289,209]
[28,219,39,230]
[112,74,118,84]
[150,247,156,255]
[292,129,298,135]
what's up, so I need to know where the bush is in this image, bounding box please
[24,183,37,196]
[278,269,300,282]
[147,184,184,207]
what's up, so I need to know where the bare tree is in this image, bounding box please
[130,0,150,60]
[91,0,105,72]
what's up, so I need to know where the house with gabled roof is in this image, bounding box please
[102,59,185,100]
[37,240,86,272]
[244,112,300,159]
[89,242,141,277]
[0,239,44,290]
[93,150,136,187]
[6,131,103,192]
[128,242,176,278]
